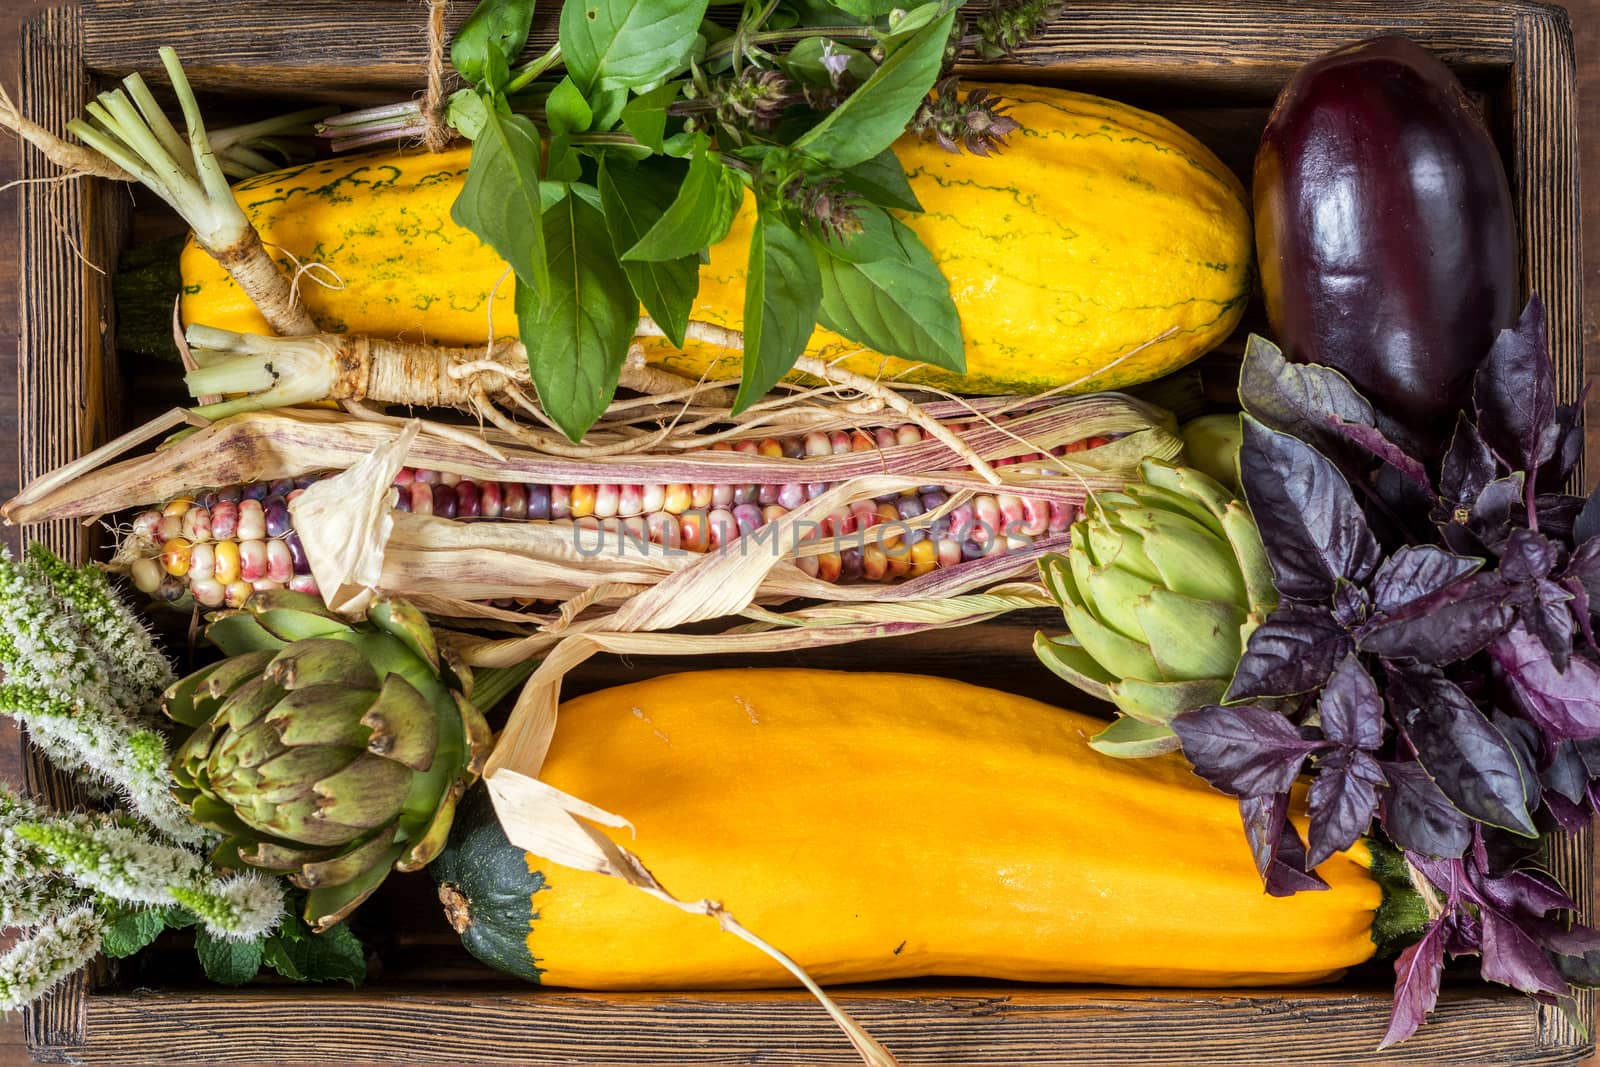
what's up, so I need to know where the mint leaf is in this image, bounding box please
[622,143,743,262]
[734,207,820,413]
[262,921,367,987]
[619,81,682,152]
[545,76,594,136]
[101,907,173,959]
[792,9,954,169]
[560,0,710,93]
[451,108,548,298]
[815,210,961,371]
[451,0,539,86]
[839,149,922,213]
[195,926,264,986]
[599,157,698,348]
[523,191,639,441]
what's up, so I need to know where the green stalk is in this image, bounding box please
[507,43,564,94]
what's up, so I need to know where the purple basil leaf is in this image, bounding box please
[1239,415,1383,600]
[1534,494,1586,544]
[1386,666,1538,837]
[1517,579,1575,670]
[1473,295,1559,473]
[1380,919,1447,1049]
[1528,916,1600,987]
[1440,414,1497,508]
[1470,474,1527,549]
[1307,749,1384,867]
[1225,606,1351,701]
[1172,704,1326,797]
[1479,907,1570,996]
[1576,486,1600,547]
[1566,537,1600,605]
[1537,402,1586,494]
[1379,761,1472,858]
[1238,793,1330,897]
[1370,546,1484,615]
[1561,578,1597,653]
[1576,737,1600,778]
[1544,790,1591,834]
[1331,578,1370,628]
[1358,572,1516,664]
[1543,741,1590,805]
[1237,335,1378,473]
[1487,624,1600,741]
[1499,529,1558,583]
[1446,911,1483,957]
[1329,418,1436,497]
[1490,711,1544,816]
[1478,868,1578,919]
[1318,654,1385,749]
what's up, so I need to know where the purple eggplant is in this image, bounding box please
[1254,35,1519,458]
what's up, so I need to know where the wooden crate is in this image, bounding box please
[13,0,1588,1063]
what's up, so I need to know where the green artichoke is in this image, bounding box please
[1034,461,1277,758]
[161,591,498,931]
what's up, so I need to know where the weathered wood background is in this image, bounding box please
[0,1,1596,1064]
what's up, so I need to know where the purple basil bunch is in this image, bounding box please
[1169,297,1600,1045]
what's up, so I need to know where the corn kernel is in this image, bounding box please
[618,485,645,517]
[240,540,269,582]
[161,538,193,578]
[224,581,254,609]
[214,540,241,584]
[679,511,710,552]
[455,482,481,518]
[707,509,737,548]
[188,542,215,583]
[266,540,294,583]
[180,506,212,543]
[569,484,597,519]
[642,484,665,512]
[190,578,226,608]
[757,438,784,458]
[162,496,194,518]
[663,484,693,514]
[909,539,939,577]
[550,485,572,520]
[646,511,680,549]
[594,484,620,519]
[502,483,527,520]
[431,483,458,519]
[237,499,267,541]
[479,481,503,519]
[130,557,164,594]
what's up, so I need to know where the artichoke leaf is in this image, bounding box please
[294,824,401,889]
[1138,460,1235,523]
[396,782,463,872]
[220,677,287,731]
[1081,562,1158,641]
[241,838,343,872]
[267,685,380,749]
[204,611,291,657]
[1061,599,1165,681]
[162,650,276,727]
[259,793,372,847]
[305,840,409,932]
[1132,588,1246,681]
[266,638,382,692]
[361,674,440,772]
[1038,553,1081,607]
[367,596,443,674]
[210,718,289,777]
[1120,510,1249,606]
[1088,716,1184,758]
[311,754,415,829]
[454,692,494,780]
[1032,632,1116,702]
[1221,500,1280,618]
[1123,482,1227,538]
[250,594,356,643]
[1107,675,1227,726]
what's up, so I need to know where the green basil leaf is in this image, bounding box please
[194,926,264,987]
[545,76,594,135]
[619,81,682,152]
[815,212,963,372]
[599,156,698,348]
[880,1,947,50]
[446,88,491,141]
[828,0,901,17]
[784,36,874,88]
[622,143,743,262]
[815,203,901,263]
[101,907,173,959]
[589,86,629,131]
[483,47,513,96]
[451,109,549,298]
[522,194,639,441]
[735,207,821,413]
[792,9,954,169]
[451,0,539,85]
[840,148,922,212]
[560,0,710,93]
[544,132,584,182]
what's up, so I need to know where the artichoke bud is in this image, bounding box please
[163,595,495,931]
[1036,461,1280,758]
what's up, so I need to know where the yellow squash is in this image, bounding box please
[182,84,1252,395]
[430,669,1416,990]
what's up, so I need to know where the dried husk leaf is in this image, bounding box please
[4,395,1178,526]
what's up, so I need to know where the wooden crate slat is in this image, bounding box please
[74,985,1581,1066]
[77,0,1522,97]
[1511,5,1591,1053]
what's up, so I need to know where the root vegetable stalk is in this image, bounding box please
[55,48,315,335]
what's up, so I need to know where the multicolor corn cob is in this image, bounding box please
[124,426,1113,609]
